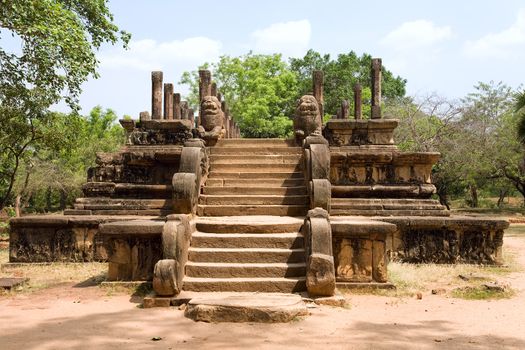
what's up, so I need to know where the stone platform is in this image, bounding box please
[8,215,160,263]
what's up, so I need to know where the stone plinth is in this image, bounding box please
[8,215,142,263]
[324,119,398,146]
[330,218,397,284]
[99,219,164,281]
[376,216,509,264]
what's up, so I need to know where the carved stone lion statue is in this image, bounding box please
[294,95,322,145]
[198,96,224,145]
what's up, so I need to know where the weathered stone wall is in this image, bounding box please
[379,217,508,264]
[8,216,124,262]
[331,218,396,283]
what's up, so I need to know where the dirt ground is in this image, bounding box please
[2,228,525,349]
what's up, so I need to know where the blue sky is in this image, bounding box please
[61,0,525,116]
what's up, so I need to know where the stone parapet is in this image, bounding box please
[324,119,399,146]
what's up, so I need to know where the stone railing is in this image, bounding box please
[153,214,194,296]
[172,139,208,215]
[302,208,335,296]
[302,135,331,212]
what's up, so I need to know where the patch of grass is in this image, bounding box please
[452,286,515,300]
[1,261,107,296]
[0,247,8,264]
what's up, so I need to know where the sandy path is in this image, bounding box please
[2,237,525,350]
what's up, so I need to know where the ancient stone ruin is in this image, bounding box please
[8,59,509,317]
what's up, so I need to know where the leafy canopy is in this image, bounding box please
[180,53,299,138]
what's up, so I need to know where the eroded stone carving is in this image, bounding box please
[294,95,322,145]
[198,96,224,146]
[302,208,335,297]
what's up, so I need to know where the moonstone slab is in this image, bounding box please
[184,293,308,323]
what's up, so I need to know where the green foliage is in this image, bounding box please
[290,50,407,117]
[180,53,298,138]
[391,82,525,207]
[0,0,129,209]
[14,107,124,213]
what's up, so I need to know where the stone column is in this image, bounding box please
[163,83,174,120]
[139,111,151,121]
[173,93,181,119]
[313,70,324,118]
[341,100,349,119]
[211,82,217,97]
[354,83,362,120]
[151,71,163,119]
[198,70,212,126]
[371,58,382,119]
[180,101,188,120]
[188,108,195,127]
[221,101,229,138]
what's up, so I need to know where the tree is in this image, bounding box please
[180,53,299,138]
[12,107,124,214]
[516,90,525,143]
[290,50,407,117]
[0,0,129,210]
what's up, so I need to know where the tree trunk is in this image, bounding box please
[497,188,508,208]
[46,187,52,212]
[469,184,478,208]
[14,195,21,217]
[59,189,66,210]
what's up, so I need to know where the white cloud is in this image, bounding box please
[99,37,223,71]
[251,20,311,57]
[381,20,453,51]
[464,9,525,59]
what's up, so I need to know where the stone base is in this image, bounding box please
[377,216,509,264]
[8,215,148,263]
[336,282,396,290]
[184,293,308,323]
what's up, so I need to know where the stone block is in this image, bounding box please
[306,253,336,296]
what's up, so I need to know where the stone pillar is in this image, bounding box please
[173,93,181,119]
[163,83,174,120]
[354,83,362,120]
[313,70,324,118]
[211,82,217,97]
[198,70,212,126]
[151,71,163,119]
[188,108,195,127]
[139,111,151,121]
[341,100,349,119]
[221,101,229,138]
[371,58,382,119]
[217,92,222,102]
[180,101,189,120]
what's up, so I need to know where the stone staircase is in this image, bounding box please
[183,216,307,292]
[185,139,309,293]
[197,139,309,216]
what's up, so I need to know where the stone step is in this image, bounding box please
[215,138,297,147]
[203,186,307,195]
[331,198,446,211]
[330,209,450,216]
[188,247,305,263]
[75,198,172,210]
[196,216,303,234]
[205,178,305,187]
[191,232,304,249]
[89,209,171,216]
[210,154,302,164]
[198,204,308,216]
[182,277,306,293]
[198,195,308,206]
[210,163,302,172]
[208,171,304,179]
[113,184,171,199]
[210,147,302,155]
[185,262,306,278]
